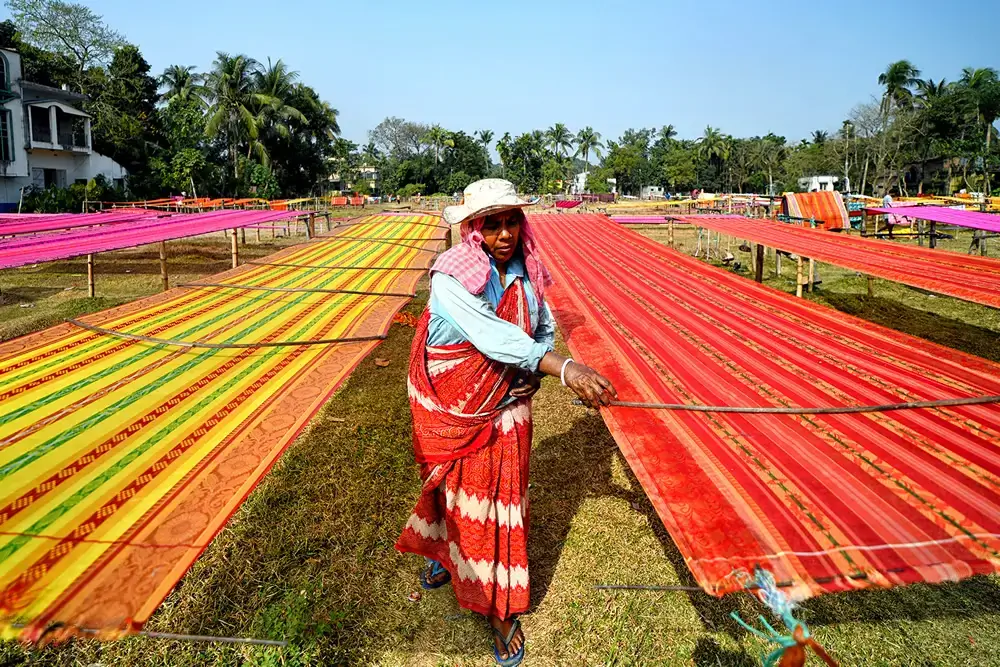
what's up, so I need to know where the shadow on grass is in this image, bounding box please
[0,286,64,304]
[817,293,1000,364]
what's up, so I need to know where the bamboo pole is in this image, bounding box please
[240,227,246,245]
[87,254,95,297]
[159,241,169,292]
[796,256,804,298]
[808,258,816,292]
[867,275,874,298]
[231,229,239,268]
[754,243,764,283]
[668,218,674,248]
[775,250,782,276]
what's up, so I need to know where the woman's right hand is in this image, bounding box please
[563,362,617,408]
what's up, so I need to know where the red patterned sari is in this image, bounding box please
[396,279,534,620]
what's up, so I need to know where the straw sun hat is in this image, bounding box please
[442,178,533,226]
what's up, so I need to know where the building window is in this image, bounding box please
[0,53,7,92]
[54,108,87,148]
[0,109,12,163]
[30,106,51,143]
[31,167,67,189]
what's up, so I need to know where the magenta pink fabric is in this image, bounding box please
[866,205,1000,234]
[431,215,552,301]
[0,210,159,236]
[0,210,303,270]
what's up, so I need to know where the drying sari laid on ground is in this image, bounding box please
[396,217,554,620]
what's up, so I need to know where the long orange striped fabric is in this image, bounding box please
[531,213,1000,599]
[0,214,445,641]
[672,215,1000,309]
[782,192,849,229]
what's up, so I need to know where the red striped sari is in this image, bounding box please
[396,280,534,619]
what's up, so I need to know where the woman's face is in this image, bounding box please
[479,209,522,265]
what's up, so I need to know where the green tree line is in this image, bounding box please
[2,0,341,208]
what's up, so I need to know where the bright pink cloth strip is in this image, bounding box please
[0,210,302,270]
[865,205,1000,234]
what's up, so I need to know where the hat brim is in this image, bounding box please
[442,199,534,227]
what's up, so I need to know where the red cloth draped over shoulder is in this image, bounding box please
[406,280,532,464]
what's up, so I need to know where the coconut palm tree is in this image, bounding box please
[422,125,452,163]
[878,60,922,111]
[811,130,828,145]
[658,124,677,144]
[698,126,730,163]
[158,65,206,107]
[496,132,513,177]
[960,67,1000,151]
[475,129,494,153]
[545,123,573,158]
[959,67,1000,193]
[915,78,949,107]
[574,126,604,171]
[205,52,277,178]
[252,58,306,145]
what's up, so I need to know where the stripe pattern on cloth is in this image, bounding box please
[397,281,534,620]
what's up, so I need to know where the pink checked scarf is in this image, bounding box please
[431,214,552,301]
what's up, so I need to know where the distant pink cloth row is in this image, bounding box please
[0,210,159,236]
[865,205,1000,234]
[0,210,301,270]
[555,200,582,208]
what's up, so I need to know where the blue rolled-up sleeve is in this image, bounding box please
[534,300,555,352]
[430,273,550,372]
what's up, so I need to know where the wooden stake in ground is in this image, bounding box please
[867,275,874,298]
[159,241,169,292]
[87,254,95,297]
[808,258,816,292]
[796,256,804,298]
[308,213,316,239]
[754,243,764,283]
[231,228,239,268]
[240,227,246,245]
[776,249,782,276]
[668,218,674,248]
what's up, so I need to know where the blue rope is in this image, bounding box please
[730,567,818,667]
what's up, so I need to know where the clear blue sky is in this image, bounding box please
[5,0,998,146]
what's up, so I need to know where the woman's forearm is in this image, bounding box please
[536,351,569,378]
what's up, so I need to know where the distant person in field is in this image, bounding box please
[396,179,616,666]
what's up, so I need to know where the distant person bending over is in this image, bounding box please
[396,179,617,666]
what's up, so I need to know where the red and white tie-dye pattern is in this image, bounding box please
[397,280,534,620]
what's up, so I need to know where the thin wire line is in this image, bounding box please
[246,260,429,272]
[572,395,1000,414]
[67,319,387,349]
[177,282,416,298]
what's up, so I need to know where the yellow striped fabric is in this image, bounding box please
[0,214,445,641]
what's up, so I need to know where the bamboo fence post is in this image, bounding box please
[668,218,674,248]
[240,227,246,245]
[929,221,937,249]
[87,254,95,297]
[255,226,260,243]
[867,275,874,298]
[754,243,764,283]
[231,229,239,268]
[775,250,782,276]
[796,256,804,298]
[808,258,816,292]
[159,241,169,292]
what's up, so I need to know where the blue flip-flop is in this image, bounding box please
[419,560,451,590]
[492,618,525,667]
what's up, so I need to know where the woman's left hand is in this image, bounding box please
[510,372,542,399]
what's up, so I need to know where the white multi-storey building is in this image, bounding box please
[0,47,127,210]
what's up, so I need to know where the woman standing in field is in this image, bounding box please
[396,179,617,666]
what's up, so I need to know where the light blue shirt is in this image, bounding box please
[428,255,555,373]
